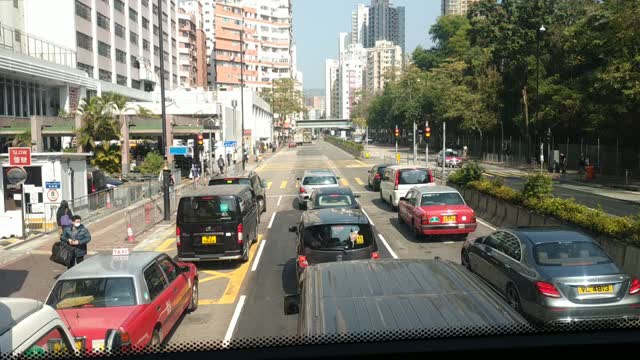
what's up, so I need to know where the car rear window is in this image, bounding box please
[47,277,136,309]
[533,242,612,266]
[317,194,353,207]
[399,169,431,185]
[180,196,239,222]
[420,192,464,206]
[209,178,252,187]
[303,176,337,185]
[377,166,387,174]
[303,224,373,251]
[445,150,459,157]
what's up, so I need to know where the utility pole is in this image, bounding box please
[395,124,399,164]
[240,24,246,171]
[425,120,430,166]
[412,121,416,164]
[442,121,446,182]
[158,0,170,221]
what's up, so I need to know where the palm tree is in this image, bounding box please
[5,130,32,147]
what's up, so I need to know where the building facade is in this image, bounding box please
[441,0,480,15]
[351,4,369,46]
[178,0,207,88]
[365,0,405,53]
[365,40,402,94]
[338,44,366,120]
[324,59,339,119]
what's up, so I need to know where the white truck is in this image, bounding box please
[293,132,304,146]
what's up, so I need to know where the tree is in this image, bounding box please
[76,94,123,174]
[6,130,31,147]
[138,152,165,175]
[135,106,159,118]
[259,78,304,125]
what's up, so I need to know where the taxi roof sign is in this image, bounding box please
[112,248,130,256]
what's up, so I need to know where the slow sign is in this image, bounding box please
[9,147,31,167]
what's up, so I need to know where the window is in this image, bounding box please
[141,0,148,7]
[77,62,93,76]
[303,224,374,251]
[143,39,150,51]
[132,79,141,89]
[158,257,178,283]
[130,31,138,45]
[420,192,465,206]
[144,263,168,300]
[75,1,91,21]
[153,4,158,15]
[154,45,159,56]
[13,0,18,8]
[115,23,125,38]
[116,49,126,63]
[178,196,239,223]
[317,194,353,207]
[534,241,611,267]
[142,17,149,29]
[114,0,124,12]
[99,69,112,81]
[153,25,159,35]
[97,12,110,30]
[98,41,111,58]
[117,74,127,86]
[484,232,522,261]
[46,277,136,308]
[303,176,337,186]
[23,326,74,355]
[129,8,138,22]
[131,55,139,68]
[398,169,432,185]
[76,32,93,50]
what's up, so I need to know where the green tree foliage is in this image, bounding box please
[138,152,165,175]
[5,130,32,147]
[259,78,304,124]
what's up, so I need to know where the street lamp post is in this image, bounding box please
[240,24,246,171]
[204,117,220,176]
[535,25,546,168]
[157,0,170,221]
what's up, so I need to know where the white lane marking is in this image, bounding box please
[267,194,296,198]
[360,208,374,226]
[267,212,277,229]
[476,218,497,231]
[251,240,267,272]
[223,295,246,343]
[443,241,454,244]
[377,234,398,259]
[276,195,282,206]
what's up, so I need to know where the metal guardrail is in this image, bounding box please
[0,23,76,67]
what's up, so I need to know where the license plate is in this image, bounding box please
[202,235,217,244]
[443,215,456,223]
[577,285,613,294]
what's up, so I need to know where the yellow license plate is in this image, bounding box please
[202,235,217,244]
[443,215,456,223]
[577,285,613,294]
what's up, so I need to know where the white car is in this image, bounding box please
[296,170,340,210]
[0,297,80,356]
[379,165,435,210]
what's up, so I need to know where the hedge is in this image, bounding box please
[450,163,640,244]
[325,136,364,156]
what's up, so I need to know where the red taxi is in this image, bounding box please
[398,185,477,241]
[45,249,198,353]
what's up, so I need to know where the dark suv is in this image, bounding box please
[209,171,267,214]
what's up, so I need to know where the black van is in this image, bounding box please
[176,185,258,263]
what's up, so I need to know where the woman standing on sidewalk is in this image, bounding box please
[56,200,73,235]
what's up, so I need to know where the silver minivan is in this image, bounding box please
[379,165,435,210]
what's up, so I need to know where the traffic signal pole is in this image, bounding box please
[425,121,430,167]
[395,125,399,164]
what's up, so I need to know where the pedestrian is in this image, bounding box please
[60,215,91,269]
[578,153,586,175]
[218,154,226,175]
[226,152,232,167]
[56,200,73,235]
[559,153,567,174]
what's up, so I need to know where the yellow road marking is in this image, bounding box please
[267,181,272,190]
[155,237,176,252]
[202,270,230,278]
[354,177,365,185]
[197,299,218,305]
[280,180,288,189]
[356,160,369,167]
[199,275,228,284]
[340,178,349,186]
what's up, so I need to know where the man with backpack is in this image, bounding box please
[56,200,73,235]
[217,154,226,175]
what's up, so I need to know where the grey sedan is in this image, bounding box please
[461,227,640,324]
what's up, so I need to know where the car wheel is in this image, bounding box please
[461,250,472,271]
[413,221,424,241]
[398,210,405,224]
[150,327,161,348]
[188,280,199,312]
[379,189,384,201]
[506,284,522,313]
[298,200,306,210]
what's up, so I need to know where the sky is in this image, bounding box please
[292,0,441,91]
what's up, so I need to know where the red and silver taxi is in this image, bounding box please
[44,249,198,353]
[398,185,477,241]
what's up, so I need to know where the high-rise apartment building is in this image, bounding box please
[338,44,366,119]
[206,0,294,91]
[351,4,369,46]
[441,0,480,15]
[365,0,405,53]
[324,59,339,119]
[178,0,207,88]
[365,40,402,94]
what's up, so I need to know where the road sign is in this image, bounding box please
[46,189,59,202]
[45,181,61,189]
[9,147,31,167]
[224,141,237,148]
[169,146,189,155]
[6,167,27,184]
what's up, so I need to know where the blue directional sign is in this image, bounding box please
[224,141,237,148]
[45,181,61,189]
[169,146,189,155]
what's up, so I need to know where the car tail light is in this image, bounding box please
[630,279,640,295]
[298,255,308,268]
[371,252,380,259]
[374,173,381,180]
[394,171,400,190]
[299,187,306,194]
[536,281,561,298]
[237,223,243,245]
[176,227,182,246]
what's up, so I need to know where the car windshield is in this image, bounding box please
[420,192,464,206]
[316,194,354,207]
[399,169,431,185]
[533,242,612,267]
[377,166,387,174]
[303,224,373,251]
[303,176,337,185]
[445,150,458,157]
[180,196,239,222]
[209,178,252,187]
[47,277,136,309]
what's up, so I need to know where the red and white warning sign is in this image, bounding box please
[46,189,59,202]
[9,147,31,167]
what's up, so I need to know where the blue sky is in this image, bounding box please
[292,0,440,90]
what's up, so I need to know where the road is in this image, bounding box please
[0,139,496,344]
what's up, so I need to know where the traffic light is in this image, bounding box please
[425,127,431,139]
[197,134,204,146]
[395,125,399,138]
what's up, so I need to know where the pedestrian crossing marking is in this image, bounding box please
[340,178,349,186]
[280,180,288,189]
[354,177,365,186]
[266,182,272,190]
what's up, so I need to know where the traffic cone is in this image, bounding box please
[127,224,135,243]
[106,192,112,209]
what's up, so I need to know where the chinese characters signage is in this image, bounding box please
[9,147,31,167]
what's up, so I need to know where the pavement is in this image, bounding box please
[0,139,496,344]
[363,142,640,217]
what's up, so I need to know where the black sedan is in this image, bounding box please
[367,164,389,191]
[461,227,640,324]
[306,186,360,210]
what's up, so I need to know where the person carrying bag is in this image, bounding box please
[59,215,92,269]
[56,200,73,235]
